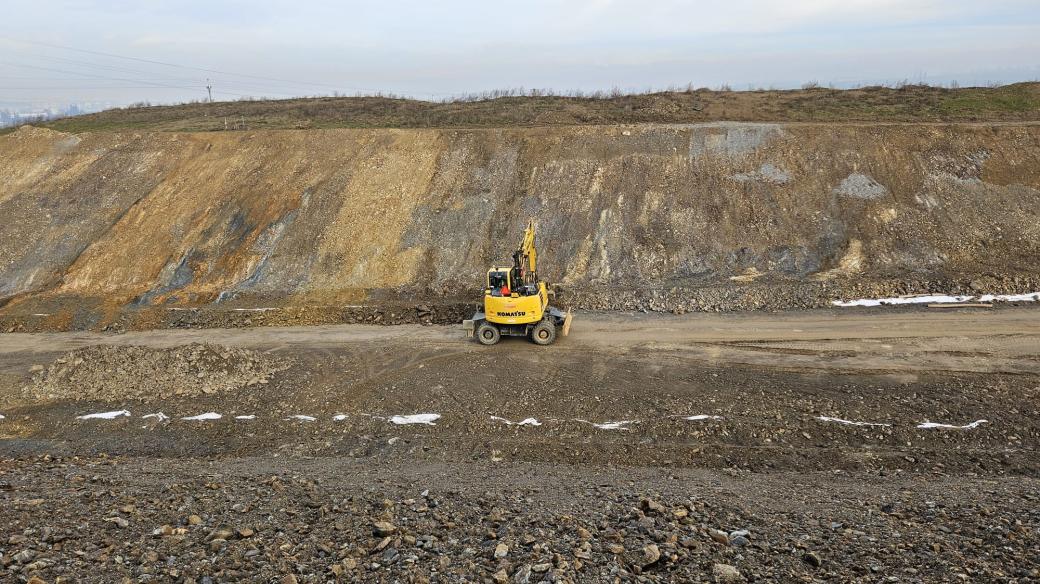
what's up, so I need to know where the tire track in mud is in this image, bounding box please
[616,338,1040,376]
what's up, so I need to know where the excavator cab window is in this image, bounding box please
[488,271,509,296]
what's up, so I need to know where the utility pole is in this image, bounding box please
[206,79,213,103]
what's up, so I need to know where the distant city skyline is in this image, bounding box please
[1,0,1038,113]
[0,103,112,127]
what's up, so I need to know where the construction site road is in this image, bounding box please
[2,306,1039,378]
[1,307,1038,582]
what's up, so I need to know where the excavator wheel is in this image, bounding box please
[476,322,501,346]
[530,320,557,346]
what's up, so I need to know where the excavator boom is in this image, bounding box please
[517,220,536,275]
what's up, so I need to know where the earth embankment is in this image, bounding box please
[1,122,1038,330]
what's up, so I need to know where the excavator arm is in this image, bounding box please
[512,220,537,286]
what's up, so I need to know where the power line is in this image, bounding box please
[0,62,296,98]
[6,50,200,82]
[0,36,388,94]
[0,76,205,81]
[0,68,316,95]
[0,38,460,102]
[0,61,199,90]
[5,49,324,93]
[3,86,210,90]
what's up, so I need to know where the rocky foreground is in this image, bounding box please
[1,456,1038,583]
[2,311,1039,582]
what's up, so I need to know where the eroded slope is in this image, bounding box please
[1,123,1038,326]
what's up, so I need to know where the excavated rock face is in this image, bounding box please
[1,123,1038,321]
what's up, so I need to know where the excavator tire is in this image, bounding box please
[530,320,556,346]
[476,322,501,345]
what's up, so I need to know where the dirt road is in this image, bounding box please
[4,306,1038,371]
[1,308,1038,582]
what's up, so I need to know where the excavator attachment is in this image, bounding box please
[562,308,573,337]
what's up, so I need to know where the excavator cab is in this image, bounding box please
[463,220,572,346]
[487,270,510,296]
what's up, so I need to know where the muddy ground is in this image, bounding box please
[1,308,1038,582]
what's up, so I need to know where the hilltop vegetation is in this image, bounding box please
[14,82,1040,134]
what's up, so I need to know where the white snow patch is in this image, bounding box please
[235,415,256,420]
[490,415,542,427]
[0,414,5,420]
[683,415,723,421]
[977,292,1040,302]
[141,413,169,422]
[917,419,988,430]
[77,410,131,420]
[232,307,279,312]
[593,421,634,431]
[576,419,635,431]
[332,414,348,421]
[832,294,973,307]
[181,412,222,421]
[287,415,316,422]
[833,292,1039,307]
[817,416,890,427]
[390,413,440,426]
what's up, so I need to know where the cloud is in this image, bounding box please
[1,0,1038,106]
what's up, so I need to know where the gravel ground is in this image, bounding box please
[1,457,1037,583]
[22,344,291,402]
[0,310,1038,582]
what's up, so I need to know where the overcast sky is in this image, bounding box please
[2,0,1039,109]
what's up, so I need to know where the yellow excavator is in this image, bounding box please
[463,220,572,345]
